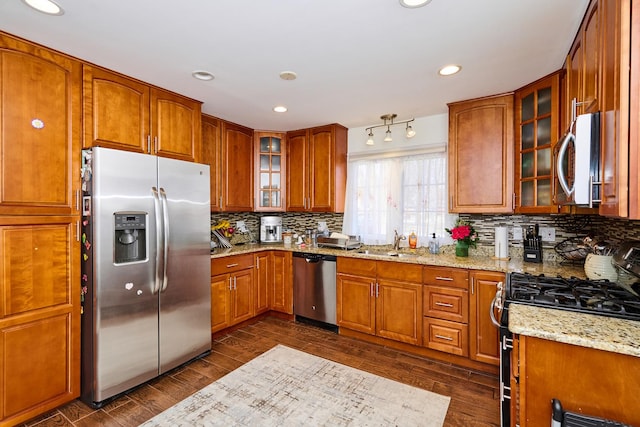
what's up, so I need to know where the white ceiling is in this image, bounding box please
[0,0,589,131]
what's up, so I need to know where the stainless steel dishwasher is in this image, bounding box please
[293,252,337,328]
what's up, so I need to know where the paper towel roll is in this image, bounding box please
[494,227,509,259]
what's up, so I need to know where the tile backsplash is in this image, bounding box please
[211,212,344,241]
[212,211,640,261]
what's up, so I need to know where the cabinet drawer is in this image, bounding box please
[337,257,376,277]
[377,260,422,282]
[423,266,469,289]
[211,253,254,276]
[424,285,468,323]
[423,317,468,357]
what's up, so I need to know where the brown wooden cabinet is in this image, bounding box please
[202,116,254,212]
[599,0,638,218]
[83,66,202,162]
[0,33,81,426]
[337,258,422,346]
[0,216,81,426]
[515,335,640,426]
[286,124,347,212]
[515,72,564,213]
[254,252,270,315]
[212,250,291,333]
[567,0,601,118]
[269,251,293,314]
[422,267,469,356]
[221,121,254,212]
[469,270,502,366]
[210,254,255,333]
[201,114,223,211]
[255,132,286,212]
[0,34,81,216]
[337,258,376,335]
[448,93,514,213]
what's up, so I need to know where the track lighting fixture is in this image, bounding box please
[365,114,415,145]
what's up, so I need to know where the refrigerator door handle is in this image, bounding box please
[159,188,170,292]
[152,187,163,294]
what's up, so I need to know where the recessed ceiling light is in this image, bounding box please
[439,65,461,76]
[399,0,432,8]
[273,106,288,113]
[22,0,64,15]
[279,71,297,81]
[192,70,215,81]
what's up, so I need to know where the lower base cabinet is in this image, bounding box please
[515,335,640,426]
[422,267,470,356]
[254,252,270,315]
[269,251,293,314]
[211,250,293,334]
[338,258,501,373]
[337,258,422,346]
[254,251,293,315]
[469,270,503,365]
[210,254,255,333]
[0,216,80,426]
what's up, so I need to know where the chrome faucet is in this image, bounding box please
[393,230,406,251]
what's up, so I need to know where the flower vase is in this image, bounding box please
[455,240,469,257]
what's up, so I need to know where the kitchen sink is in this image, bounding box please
[356,249,419,259]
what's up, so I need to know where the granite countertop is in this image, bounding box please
[211,242,586,277]
[509,303,640,358]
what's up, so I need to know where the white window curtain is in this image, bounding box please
[342,148,456,246]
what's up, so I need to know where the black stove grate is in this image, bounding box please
[507,272,640,321]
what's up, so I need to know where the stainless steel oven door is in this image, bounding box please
[490,280,512,427]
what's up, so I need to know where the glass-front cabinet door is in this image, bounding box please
[514,72,562,214]
[255,132,285,211]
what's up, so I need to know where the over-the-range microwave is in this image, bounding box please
[554,111,601,207]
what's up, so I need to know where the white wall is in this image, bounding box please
[347,113,448,155]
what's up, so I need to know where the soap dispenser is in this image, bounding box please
[408,231,417,249]
[429,233,439,254]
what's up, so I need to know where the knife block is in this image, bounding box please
[523,236,543,263]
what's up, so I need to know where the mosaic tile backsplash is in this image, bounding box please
[212,212,640,262]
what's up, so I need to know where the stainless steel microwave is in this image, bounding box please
[554,111,601,206]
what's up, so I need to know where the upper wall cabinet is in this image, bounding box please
[83,66,202,163]
[222,121,254,212]
[286,124,347,213]
[599,0,638,218]
[201,114,223,211]
[565,0,601,124]
[202,115,254,212]
[514,72,563,214]
[0,34,81,216]
[255,132,286,212]
[448,94,514,213]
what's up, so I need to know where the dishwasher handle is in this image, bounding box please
[293,252,337,263]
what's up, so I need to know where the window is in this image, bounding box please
[343,148,456,245]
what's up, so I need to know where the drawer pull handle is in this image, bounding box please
[435,302,454,308]
[226,263,239,268]
[435,334,453,341]
[435,276,454,281]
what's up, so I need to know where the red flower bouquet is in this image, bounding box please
[445,220,479,248]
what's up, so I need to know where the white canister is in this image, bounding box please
[584,254,618,282]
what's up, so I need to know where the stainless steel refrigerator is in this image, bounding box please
[80,147,211,407]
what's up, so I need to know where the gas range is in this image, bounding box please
[506,272,640,321]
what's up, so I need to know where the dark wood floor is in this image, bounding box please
[21,317,500,426]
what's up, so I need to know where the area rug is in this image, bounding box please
[140,344,450,426]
